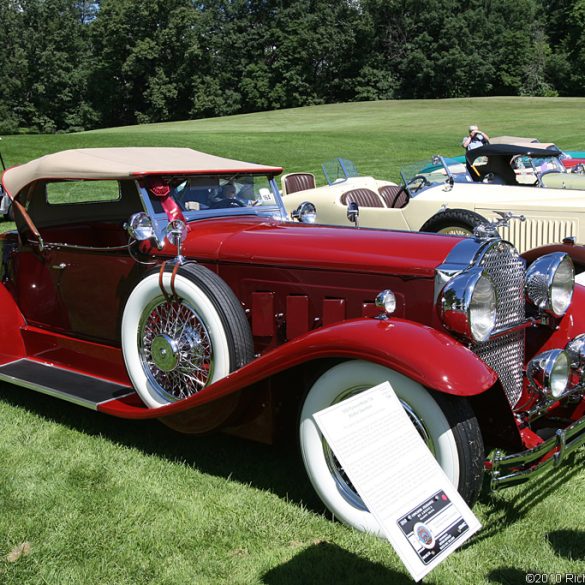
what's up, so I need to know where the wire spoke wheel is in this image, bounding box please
[139,297,214,402]
[122,264,253,409]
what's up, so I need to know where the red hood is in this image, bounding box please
[174,217,460,278]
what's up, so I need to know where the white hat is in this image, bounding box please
[469,125,478,132]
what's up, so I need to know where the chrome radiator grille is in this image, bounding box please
[474,330,525,407]
[497,217,577,254]
[473,241,526,407]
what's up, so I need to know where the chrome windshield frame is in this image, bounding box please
[134,175,287,244]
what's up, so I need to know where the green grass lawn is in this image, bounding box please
[1,98,585,584]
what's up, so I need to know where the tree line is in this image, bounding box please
[0,0,583,133]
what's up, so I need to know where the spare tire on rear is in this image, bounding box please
[121,263,253,408]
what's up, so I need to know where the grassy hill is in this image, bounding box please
[1,98,584,584]
[3,97,585,184]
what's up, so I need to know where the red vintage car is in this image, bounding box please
[1,147,584,536]
[561,156,585,172]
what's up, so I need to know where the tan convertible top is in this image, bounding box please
[2,147,283,197]
[490,136,540,145]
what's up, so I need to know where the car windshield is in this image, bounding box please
[147,173,284,219]
[322,158,360,185]
[400,156,466,196]
[511,154,565,184]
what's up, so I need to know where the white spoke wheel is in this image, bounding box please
[299,360,484,536]
[437,226,474,236]
[122,264,253,408]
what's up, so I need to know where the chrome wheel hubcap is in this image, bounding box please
[139,298,213,402]
[151,334,179,372]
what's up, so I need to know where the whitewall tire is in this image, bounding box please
[122,264,253,408]
[299,360,483,536]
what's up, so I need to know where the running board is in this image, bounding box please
[0,359,134,410]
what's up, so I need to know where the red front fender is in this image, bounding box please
[522,242,585,272]
[532,283,585,351]
[99,317,497,419]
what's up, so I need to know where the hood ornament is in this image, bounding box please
[474,211,526,240]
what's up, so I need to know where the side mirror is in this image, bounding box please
[291,201,317,224]
[126,212,155,241]
[347,201,359,228]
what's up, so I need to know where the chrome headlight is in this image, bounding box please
[440,269,497,342]
[126,212,155,241]
[527,349,570,399]
[566,334,585,369]
[291,201,317,224]
[526,253,574,317]
[375,289,396,315]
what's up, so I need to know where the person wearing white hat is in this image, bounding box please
[462,125,490,150]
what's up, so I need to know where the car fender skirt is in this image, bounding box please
[98,318,497,420]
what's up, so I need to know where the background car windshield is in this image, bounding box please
[400,157,452,194]
[322,158,359,185]
[511,155,565,184]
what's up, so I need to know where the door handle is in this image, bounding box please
[51,263,67,270]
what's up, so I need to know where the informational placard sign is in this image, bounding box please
[313,382,481,582]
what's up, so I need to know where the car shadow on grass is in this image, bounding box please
[0,382,322,511]
[261,541,410,585]
[470,454,584,545]
[1,381,583,536]
[487,567,532,584]
[546,529,585,560]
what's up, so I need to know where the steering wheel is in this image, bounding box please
[406,175,431,193]
[209,198,246,209]
[389,186,409,207]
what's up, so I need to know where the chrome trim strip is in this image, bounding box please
[269,177,288,219]
[0,359,134,410]
[490,414,585,489]
[96,391,136,406]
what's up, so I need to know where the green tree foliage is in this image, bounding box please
[0,0,582,132]
[0,0,96,132]
[542,0,585,95]
[88,0,203,126]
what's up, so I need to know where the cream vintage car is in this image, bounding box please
[283,146,585,259]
